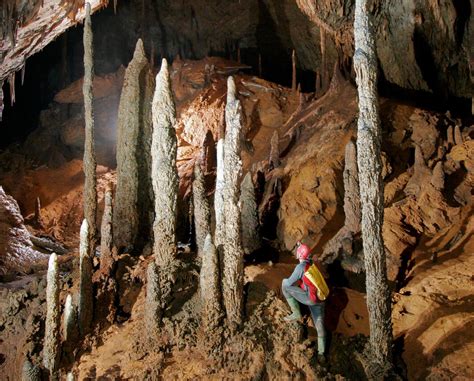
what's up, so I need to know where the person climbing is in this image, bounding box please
[282,241,327,362]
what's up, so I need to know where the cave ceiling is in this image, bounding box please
[0,0,472,109]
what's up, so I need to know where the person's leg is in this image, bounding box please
[309,303,326,355]
[281,279,305,321]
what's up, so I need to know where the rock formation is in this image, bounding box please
[151,58,178,268]
[0,187,46,276]
[100,184,114,275]
[354,0,393,374]
[79,219,93,336]
[193,163,211,259]
[82,2,97,243]
[405,145,432,197]
[222,77,244,329]
[199,234,222,351]
[145,261,161,337]
[239,172,261,255]
[114,39,153,252]
[430,161,445,191]
[43,253,60,377]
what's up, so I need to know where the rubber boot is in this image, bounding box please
[317,336,326,364]
[283,297,302,321]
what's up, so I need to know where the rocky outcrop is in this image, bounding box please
[0,186,46,277]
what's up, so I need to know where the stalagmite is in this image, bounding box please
[79,219,93,336]
[292,50,297,92]
[34,197,42,226]
[214,136,226,248]
[21,359,41,381]
[43,253,60,377]
[269,130,280,169]
[100,184,114,274]
[151,58,178,268]
[431,161,445,191]
[315,70,321,94]
[199,130,216,174]
[354,0,394,375]
[343,140,361,233]
[454,125,463,146]
[66,372,75,381]
[83,2,97,242]
[145,261,161,336]
[239,172,261,254]
[222,76,244,328]
[193,163,211,259]
[63,294,76,342]
[200,234,222,343]
[114,39,152,251]
[447,125,454,147]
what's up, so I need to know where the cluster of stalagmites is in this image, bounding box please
[29,13,265,374]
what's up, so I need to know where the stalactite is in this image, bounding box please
[222,76,244,329]
[320,27,327,92]
[0,81,4,122]
[9,72,15,106]
[43,253,60,378]
[21,358,41,381]
[269,130,280,169]
[199,234,222,352]
[100,184,114,275]
[151,58,178,268]
[292,49,297,92]
[239,172,261,255]
[113,0,117,14]
[63,294,76,343]
[145,261,161,337]
[21,61,26,86]
[79,219,93,336]
[114,39,151,251]
[193,163,211,260]
[83,2,98,247]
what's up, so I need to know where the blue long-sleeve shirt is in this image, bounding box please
[286,260,309,287]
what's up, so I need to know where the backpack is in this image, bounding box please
[301,262,330,303]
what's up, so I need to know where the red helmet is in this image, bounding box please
[296,243,311,260]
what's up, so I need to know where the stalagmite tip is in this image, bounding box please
[227,76,236,103]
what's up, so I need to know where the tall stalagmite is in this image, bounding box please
[100,185,114,274]
[239,172,261,254]
[214,137,226,248]
[79,219,93,336]
[43,253,60,378]
[63,294,76,342]
[151,58,178,268]
[145,261,161,337]
[343,140,361,233]
[222,76,244,328]
[199,234,222,345]
[193,163,211,259]
[114,39,153,251]
[354,0,394,375]
[83,2,97,242]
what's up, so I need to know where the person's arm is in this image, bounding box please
[286,262,306,286]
